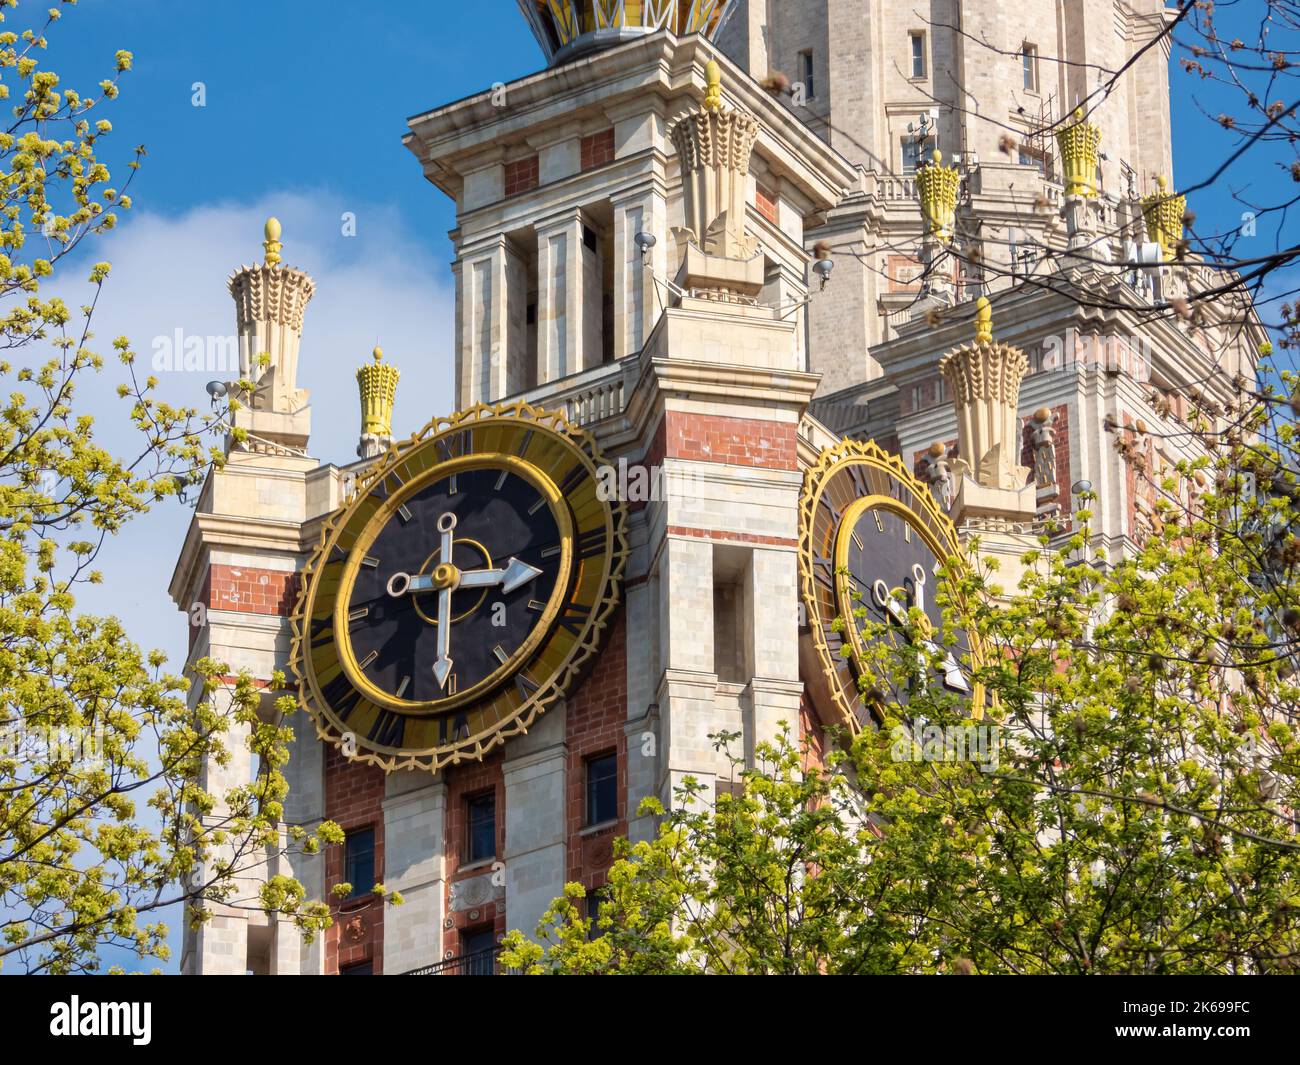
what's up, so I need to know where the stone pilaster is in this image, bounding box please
[381,775,448,974]
[502,710,568,939]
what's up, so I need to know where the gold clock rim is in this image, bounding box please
[831,493,985,712]
[332,452,575,715]
[289,400,629,774]
[798,438,983,732]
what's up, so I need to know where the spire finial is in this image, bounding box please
[357,343,400,457]
[703,59,723,112]
[975,296,992,345]
[263,217,283,267]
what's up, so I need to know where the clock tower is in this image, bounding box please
[170,0,1259,976]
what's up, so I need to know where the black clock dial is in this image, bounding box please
[343,467,562,705]
[800,439,983,733]
[842,505,972,702]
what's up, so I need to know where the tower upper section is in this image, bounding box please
[518,0,737,66]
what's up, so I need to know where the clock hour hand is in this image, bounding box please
[457,556,543,594]
[433,584,453,690]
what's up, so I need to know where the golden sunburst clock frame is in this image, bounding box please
[290,401,629,773]
[798,437,984,732]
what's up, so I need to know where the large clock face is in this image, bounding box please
[799,439,981,730]
[292,403,627,772]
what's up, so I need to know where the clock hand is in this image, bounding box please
[433,583,453,690]
[457,556,543,594]
[431,512,456,690]
[384,512,459,598]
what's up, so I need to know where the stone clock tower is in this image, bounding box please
[171,1,1261,975]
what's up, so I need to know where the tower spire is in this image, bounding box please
[226,218,315,452]
[356,345,400,458]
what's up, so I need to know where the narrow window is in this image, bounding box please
[902,137,933,174]
[585,752,618,827]
[798,49,815,99]
[343,827,375,899]
[462,927,496,975]
[466,791,496,864]
[910,33,926,79]
[1022,43,1039,92]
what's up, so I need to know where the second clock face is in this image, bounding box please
[836,498,974,708]
[799,439,981,731]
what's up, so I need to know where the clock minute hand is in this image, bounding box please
[457,556,543,595]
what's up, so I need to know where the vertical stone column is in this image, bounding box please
[537,211,587,384]
[502,710,568,939]
[381,775,448,974]
[270,710,326,974]
[184,707,253,975]
[612,189,667,358]
[458,237,513,405]
[744,547,802,759]
[623,566,661,844]
[656,536,718,809]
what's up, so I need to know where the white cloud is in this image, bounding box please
[59,191,456,666]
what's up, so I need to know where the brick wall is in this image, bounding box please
[443,753,507,949]
[203,563,297,617]
[662,411,798,471]
[324,745,387,974]
[798,691,827,776]
[504,154,539,196]
[564,610,628,892]
[579,128,615,171]
[755,181,778,223]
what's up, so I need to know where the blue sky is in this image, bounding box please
[13,0,1293,973]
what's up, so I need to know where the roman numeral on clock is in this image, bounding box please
[557,603,591,636]
[320,673,361,722]
[368,709,406,747]
[557,464,588,497]
[515,671,540,701]
[577,527,606,558]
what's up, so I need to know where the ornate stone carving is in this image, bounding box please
[939,298,1032,493]
[356,346,400,458]
[670,60,760,263]
[916,149,960,242]
[921,441,954,511]
[227,218,315,414]
[1143,175,1186,262]
[448,870,505,913]
[1055,108,1101,199]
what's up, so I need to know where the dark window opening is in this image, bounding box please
[462,927,496,975]
[585,752,618,827]
[343,827,374,900]
[466,791,496,865]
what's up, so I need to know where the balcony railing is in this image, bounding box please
[404,945,509,976]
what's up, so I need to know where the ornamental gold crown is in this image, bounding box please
[518,0,736,65]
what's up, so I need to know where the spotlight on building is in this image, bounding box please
[813,257,834,290]
[634,231,656,264]
[1071,479,1093,496]
[206,380,230,410]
